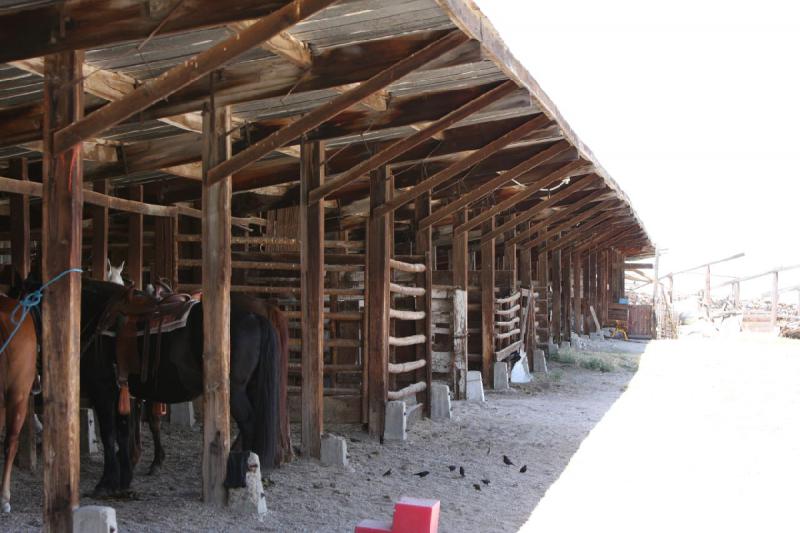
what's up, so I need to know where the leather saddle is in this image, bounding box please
[109,283,201,413]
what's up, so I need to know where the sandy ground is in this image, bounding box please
[521,335,800,533]
[1,341,642,532]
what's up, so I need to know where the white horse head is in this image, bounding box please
[105,259,125,285]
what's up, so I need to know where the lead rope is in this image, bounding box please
[0,268,83,354]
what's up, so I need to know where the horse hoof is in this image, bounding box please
[147,464,161,476]
[91,486,116,499]
[2,501,11,513]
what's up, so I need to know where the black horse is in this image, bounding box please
[71,279,290,496]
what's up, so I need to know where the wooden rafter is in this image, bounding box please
[418,135,568,230]
[372,115,546,218]
[308,80,519,203]
[476,168,597,242]
[516,199,619,250]
[52,0,338,153]
[506,189,612,247]
[455,156,586,233]
[209,30,469,185]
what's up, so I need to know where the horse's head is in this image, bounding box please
[105,259,125,286]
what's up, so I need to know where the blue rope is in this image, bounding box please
[0,268,83,355]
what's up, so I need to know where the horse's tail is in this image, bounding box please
[252,315,280,471]
[262,303,291,465]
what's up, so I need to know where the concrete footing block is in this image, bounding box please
[493,362,509,390]
[465,370,485,402]
[80,408,99,455]
[547,343,559,356]
[73,505,117,533]
[404,395,424,427]
[320,433,348,468]
[590,332,604,341]
[559,341,571,352]
[384,401,407,441]
[170,401,195,427]
[532,349,548,374]
[430,383,451,421]
[228,452,268,522]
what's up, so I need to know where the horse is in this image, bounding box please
[0,294,38,513]
[69,278,290,496]
[105,259,124,286]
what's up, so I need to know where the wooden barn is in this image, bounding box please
[0,0,652,529]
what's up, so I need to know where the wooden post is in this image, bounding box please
[480,216,495,387]
[704,264,712,306]
[154,215,177,288]
[732,280,740,309]
[519,227,533,356]
[504,217,517,291]
[771,271,779,329]
[127,185,144,289]
[300,137,325,456]
[367,166,391,438]
[41,50,84,532]
[9,157,36,472]
[201,99,231,506]
[572,251,583,336]
[414,189,433,417]
[562,249,572,340]
[653,248,661,338]
[452,208,469,398]
[91,180,109,280]
[550,247,562,344]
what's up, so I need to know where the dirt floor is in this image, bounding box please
[1,340,644,532]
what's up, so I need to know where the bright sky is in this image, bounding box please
[473,0,800,299]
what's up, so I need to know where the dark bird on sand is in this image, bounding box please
[459,466,465,478]
[519,465,527,473]
[473,484,481,491]
[481,479,490,485]
[503,455,514,466]
[448,465,457,472]
[382,469,391,477]
[414,471,430,478]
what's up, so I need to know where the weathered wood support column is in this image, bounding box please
[562,249,572,340]
[504,217,517,291]
[550,246,562,344]
[480,216,495,387]
[572,251,583,335]
[9,157,36,472]
[413,188,433,417]
[41,50,84,532]
[127,185,144,289]
[154,214,177,289]
[452,208,469,398]
[201,99,232,506]
[91,180,109,280]
[704,264,712,307]
[367,166,392,438]
[300,137,325,455]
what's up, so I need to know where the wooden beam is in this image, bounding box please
[420,136,568,230]
[201,101,232,506]
[518,199,619,251]
[309,80,519,203]
[53,0,337,153]
[551,248,562,343]
[0,0,295,63]
[452,153,585,236]
[506,188,609,247]
[479,170,597,243]
[367,167,392,438]
[413,184,433,418]
[41,50,83,533]
[374,115,546,218]
[91,180,109,280]
[8,157,37,473]
[480,216,495,387]
[212,30,469,185]
[127,186,144,289]
[300,137,325,457]
[452,208,469,399]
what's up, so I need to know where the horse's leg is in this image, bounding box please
[1,395,27,513]
[128,399,142,468]
[145,402,165,475]
[92,398,121,496]
[114,408,133,492]
[229,315,260,457]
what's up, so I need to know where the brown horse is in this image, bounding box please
[0,295,37,513]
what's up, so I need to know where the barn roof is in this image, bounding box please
[0,0,652,255]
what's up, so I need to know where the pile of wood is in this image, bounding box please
[780,322,800,339]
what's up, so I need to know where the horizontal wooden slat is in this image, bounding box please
[389,334,426,347]
[495,292,521,305]
[390,283,425,296]
[495,340,523,361]
[390,258,426,273]
[388,359,426,374]
[387,381,426,400]
[495,304,521,317]
[495,328,520,340]
[389,308,426,320]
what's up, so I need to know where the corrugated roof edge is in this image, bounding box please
[434,0,653,251]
